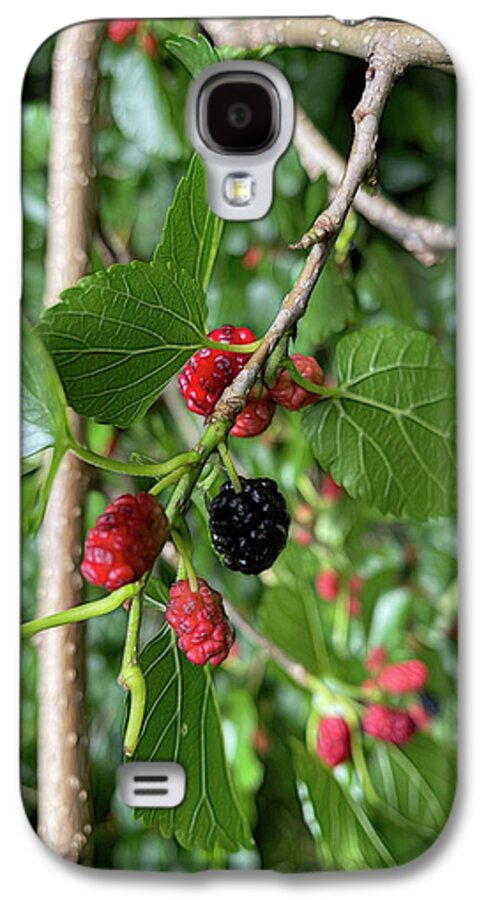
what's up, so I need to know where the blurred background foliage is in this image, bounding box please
[21,20,456,871]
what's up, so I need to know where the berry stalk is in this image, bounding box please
[281,358,338,399]
[205,337,262,354]
[217,441,242,492]
[21,580,142,638]
[118,588,146,756]
[69,439,200,479]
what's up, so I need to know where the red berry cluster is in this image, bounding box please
[179,327,325,439]
[165,577,235,667]
[360,649,431,742]
[316,716,351,767]
[178,325,256,417]
[81,493,168,590]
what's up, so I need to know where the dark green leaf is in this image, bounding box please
[360,569,404,638]
[165,34,220,78]
[259,544,329,676]
[133,625,253,853]
[109,47,182,160]
[302,327,456,519]
[298,258,355,349]
[355,241,416,325]
[39,261,207,427]
[21,319,70,458]
[292,742,397,869]
[154,154,223,290]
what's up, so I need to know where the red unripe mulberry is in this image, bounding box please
[377,660,429,694]
[108,20,139,43]
[178,325,256,417]
[316,569,340,602]
[166,578,235,667]
[362,704,415,745]
[269,354,324,411]
[320,474,344,502]
[317,716,351,767]
[81,493,168,590]
[231,387,275,438]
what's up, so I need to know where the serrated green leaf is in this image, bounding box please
[302,327,456,520]
[154,154,223,290]
[21,319,70,458]
[355,241,416,325]
[165,34,220,77]
[368,734,456,837]
[38,261,207,427]
[133,625,253,853]
[292,742,397,869]
[109,47,182,160]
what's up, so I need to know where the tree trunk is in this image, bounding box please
[36,22,104,864]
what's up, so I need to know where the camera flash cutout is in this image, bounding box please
[224,173,255,206]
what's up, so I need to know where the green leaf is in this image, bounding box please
[355,241,416,325]
[302,327,456,520]
[22,318,70,457]
[367,588,414,650]
[368,734,456,838]
[259,544,328,676]
[298,258,355,349]
[109,47,182,160]
[154,154,223,290]
[38,261,207,427]
[292,742,397,869]
[133,625,253,853]
[165,34,220,78]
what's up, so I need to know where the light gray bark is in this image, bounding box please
[37,21,104,864]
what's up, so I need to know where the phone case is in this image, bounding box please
[21,16,457,872]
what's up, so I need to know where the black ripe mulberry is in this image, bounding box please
[209,477,290,575]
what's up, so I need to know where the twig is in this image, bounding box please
[203,17,453,71]
[208,45,398,417]
[293,46,400,250]
[293,106,455,265]
[165,17,452,526]
[223,600,314,691]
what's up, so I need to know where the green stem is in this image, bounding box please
[282,359,340,398]
[148,465,191,496]
[21,581,141,638]
[165,418,230,525]
[264,333,290,387]
[172,530,198,591]
[118,589,146,756]
[69,437,199,479]
[332,589,350,657]
[206,338,262,354]
[218,442,242,492]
